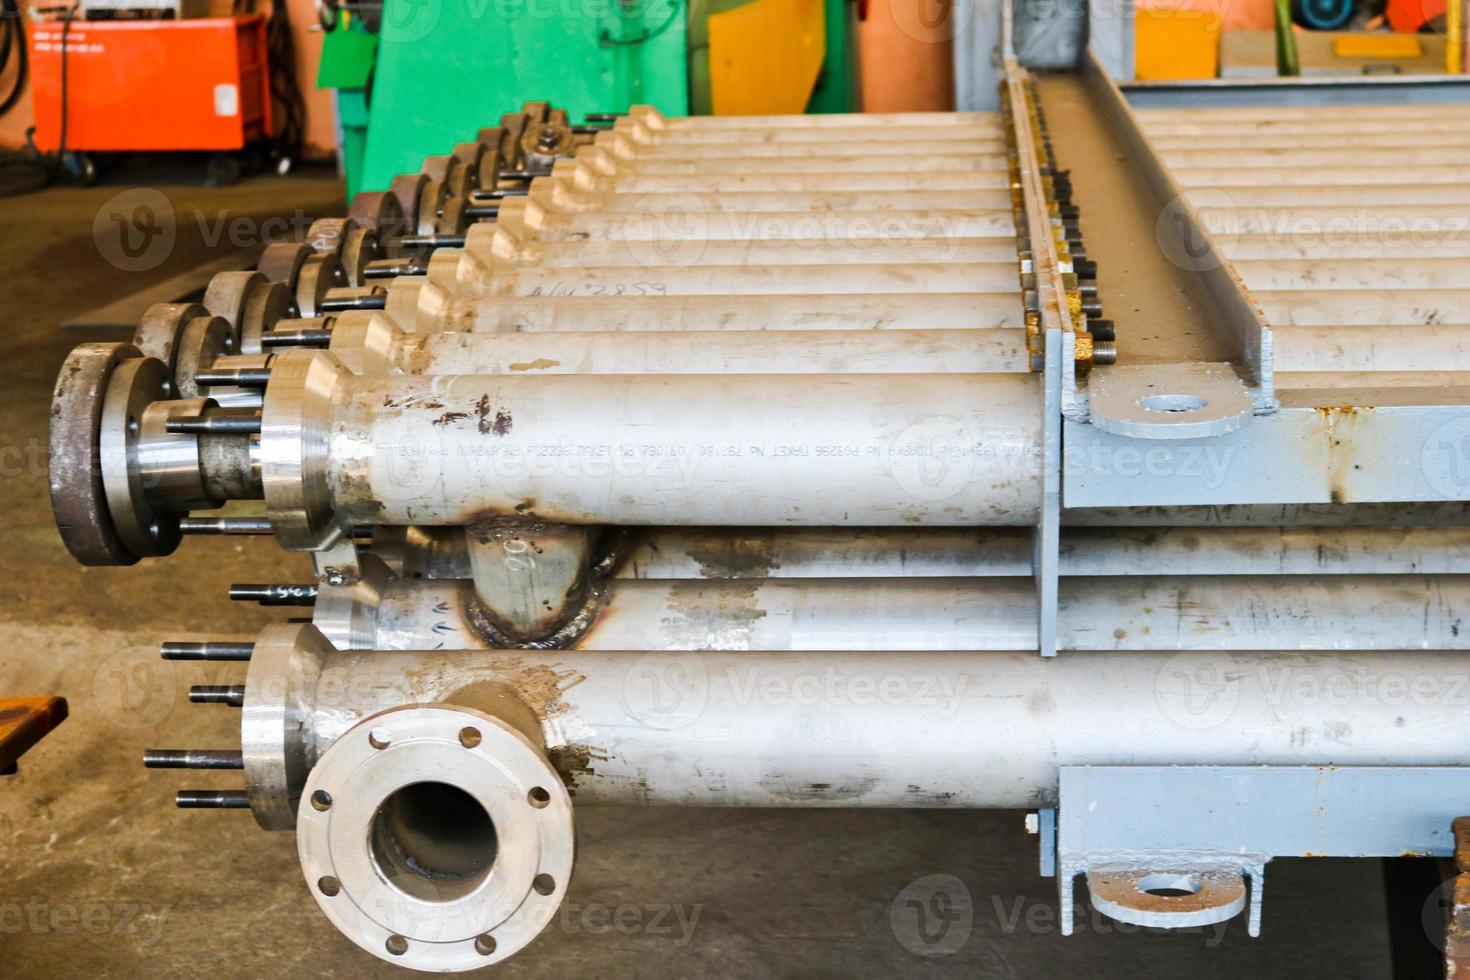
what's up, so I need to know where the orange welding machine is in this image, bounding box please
[28,15,273,155]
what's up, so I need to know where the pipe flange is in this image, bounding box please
[295,252,342,319]
[339,226,381,289]
[415,178,450,237]
[99,355,184,559]
[174,316,236,398]
[451,141,487,190]
[347,191,408,247]
[133,302,208,381]
[297,705,574,971]
[389,173,430,235]
[259,349,351,550]
[238,280,291,355]
[203,271,267,344]
[257,242,313,295]
[437,196,470,237]
[306,216,353,256]
[50,342,146,565]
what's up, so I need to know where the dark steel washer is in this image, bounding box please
[49,343,145,565]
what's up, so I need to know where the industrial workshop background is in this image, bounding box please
[3,0,1470,977]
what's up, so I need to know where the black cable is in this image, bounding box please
[265,0,305,161]
[0,0,29,117]
[55,9,73,175]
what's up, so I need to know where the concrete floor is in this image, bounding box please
[0,171,1420,978]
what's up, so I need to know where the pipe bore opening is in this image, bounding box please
[370,781,498,902]
[1137,873,1201,898]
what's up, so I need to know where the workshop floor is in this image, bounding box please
[0,170,1423,978]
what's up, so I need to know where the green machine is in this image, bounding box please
[316,0,857,198]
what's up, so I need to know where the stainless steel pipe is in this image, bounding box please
[343,574,1470,653]
[242,624,1470,827]
[259,351,1042,548]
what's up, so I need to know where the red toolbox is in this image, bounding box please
[29,15,272,152]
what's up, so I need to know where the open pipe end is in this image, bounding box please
[296,704,573,971]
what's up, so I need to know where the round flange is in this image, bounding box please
[257,242,313,294]
[203,271,267,344]
[437,196,470,237]
[415,178,449,237]
[297,705,574,971]
[419,154,454,183]
[238,280,292,354]
[98,356,184,559]
[338,226,381,288]
[451,142,486,190]
[389,173,430,234]
[133,302,208,384]
[295,252,342,319]
[175,317,235,398]
[349,191,408,256]
[50,343,146,565]
[306,217,353,256]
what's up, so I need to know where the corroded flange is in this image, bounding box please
[50,342,147,565]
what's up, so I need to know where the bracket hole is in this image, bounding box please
[368,728,391,750]
[527,786,551,809]
[459,727,482,748]
[386,934,409,956]
[474,934,497,956]
[1136,873,1201,898]
[317,875,340,897]
[1140,393,1208,414]
[532,873,556,896]
[310,789,333,812]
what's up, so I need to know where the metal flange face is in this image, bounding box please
[420,154,454,183]
[442,159,473,199]
[338,226,381,289]
[306,217,353,256]
[451,142,486,190]
[133,302,208,384]
[257,242,313,295]
[389,173,430,234]
[238,280,291,355]
[347,191,407,246]
[437,196,470,237]
[174,317,236,398]
[50,343,146,565]
[415,178,450,237]
[297,705,574,971]
[295,252,342,319]
[98,355,186,560]
[203,271,267,344]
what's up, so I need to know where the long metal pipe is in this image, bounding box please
[1257,291,1470,326]
[260,351,1043,547]
[354,574,1470,653]
[454,262,1024,297]
[457,209,1014,244]
[328,320,1028,376]
[656,110,999,130]
[1239,262,1470,293]
[242,624,1470,826]
[484,237,1022,268]
[402,290,1025,333]
[373,525,1470,581]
